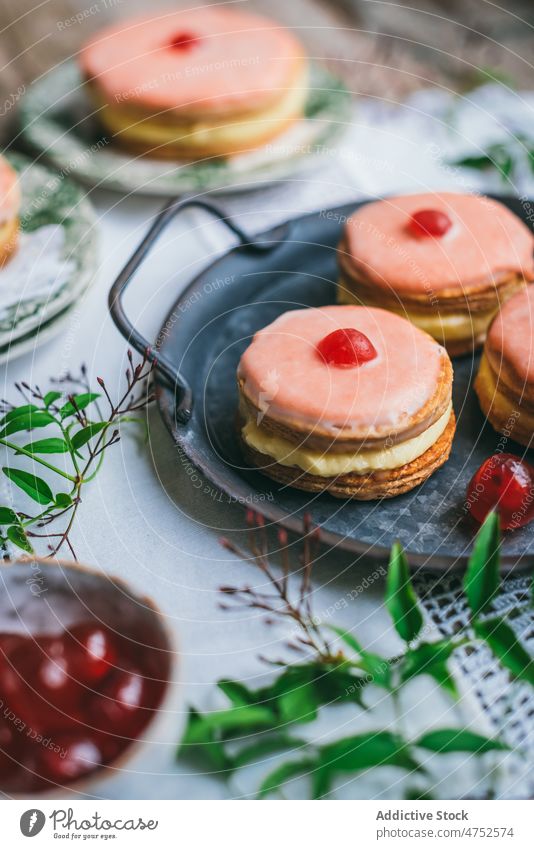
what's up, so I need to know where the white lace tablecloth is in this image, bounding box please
[1,83,533,800]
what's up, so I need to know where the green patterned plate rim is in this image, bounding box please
[18,61,352,197]
[0,151,97,343]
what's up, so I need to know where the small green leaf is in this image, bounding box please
[474,617,534,685]
[329,626,391,688]
[55,493,73,508]
[6,524,33,553]
[217,679,255,707]
[19,438,69,455]
[386,542,423,643]
[233,735,305,770]
[274,666,319,724]
[59,393,100,419]
[0,506,18,524]
[464,512,500,619]
[43,391,62,407]
[0,411,55,437]
[2,467,53,505]
[183,705,276,740]
[404,787,435,800]
[179,709,231,770]
[1,404,39,424]
[71,422,107,450]
[416,729,508,754]
[425,661,459,699]
[452,153,494,171]
[313,731,421,797]
[401,640,457,696]
[319,730,420,774]
[258,758,315,798]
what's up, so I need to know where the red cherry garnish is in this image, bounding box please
[408,209,452,238]
[36,733,103,783]
[466,453,534,530]
[65,623,117,684]
[168,31,200,51]
[317,328,377,368]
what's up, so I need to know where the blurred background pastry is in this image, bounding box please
[0,154,20,266]
[79,7,308,159]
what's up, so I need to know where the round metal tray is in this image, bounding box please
[109,196,534,571]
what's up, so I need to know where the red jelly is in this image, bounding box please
[408,209,452,238]
[466,453,534,530]
[317,328,377,368]
[168,31,200,51]
[0,564,171,794]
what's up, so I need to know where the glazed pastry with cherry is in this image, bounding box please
[337,192,534,356]
[237,305,455,499]
[0,155,20,266]
[80,7,308,159]
[475,285,534,448]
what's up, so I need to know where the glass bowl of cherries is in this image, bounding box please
[0,559,179,796]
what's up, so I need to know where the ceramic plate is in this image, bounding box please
[19,61,352,197]
[0,152,97,359]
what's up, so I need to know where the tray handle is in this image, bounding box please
[108,197,285,424]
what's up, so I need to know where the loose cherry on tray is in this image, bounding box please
[466,453,534,530]
[408,209,452,238]
[317,328,377,368]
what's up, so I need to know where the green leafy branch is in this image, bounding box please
[178,512,532,799]
[0,351,153,559]
[450,135,534,184]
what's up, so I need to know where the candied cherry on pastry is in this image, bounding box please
[168,31,200,51]
[466,453,534,530]
[408,209,452,238]
[317,328,377,368]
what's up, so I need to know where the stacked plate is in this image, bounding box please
[0,152,97,362]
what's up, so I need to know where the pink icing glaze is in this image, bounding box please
[344,193,534,294]
[487,286,534,384]
[80,8,304,116]
[238,305,447,434]
[0,156,20,224]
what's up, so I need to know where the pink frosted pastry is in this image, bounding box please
[475,286,534,447]
[0,155,20,265]
[80,8,308,159]
[237,305,455,499]
[338,193,534,356]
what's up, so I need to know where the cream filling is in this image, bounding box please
[242,403,452,477]
[95,67,308,150]
[338,287,495,343]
